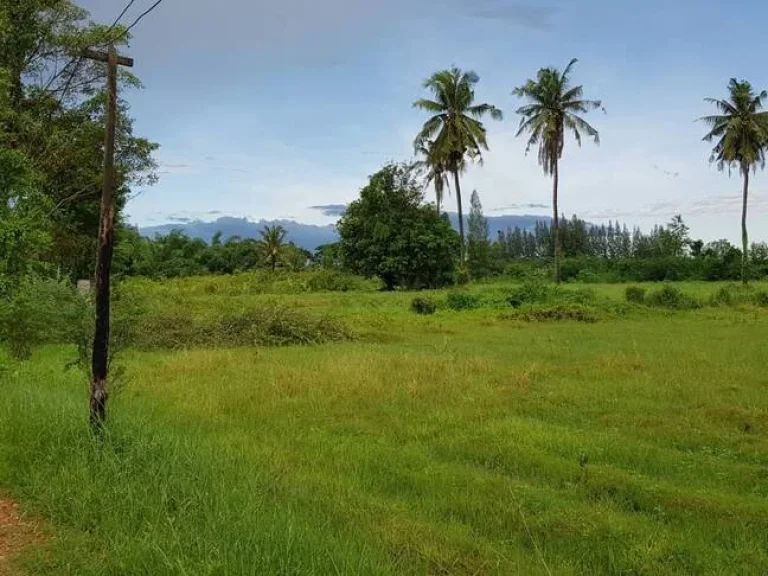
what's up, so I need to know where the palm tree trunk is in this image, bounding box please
[453,169,465,261]
[742,166,750,285]
[552,159,561,284]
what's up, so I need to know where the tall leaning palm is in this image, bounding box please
[414,140,451,213]
[413,68,502,256]
[700,79,768,284]
[258,225,287,272]
[513,58,602,283]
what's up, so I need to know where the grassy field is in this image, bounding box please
[2,277,768,574]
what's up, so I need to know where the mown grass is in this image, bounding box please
[2,277,768,574]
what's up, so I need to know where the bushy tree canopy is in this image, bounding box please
[337,164,460,290]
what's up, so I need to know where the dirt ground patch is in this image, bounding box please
[0,497,43,574]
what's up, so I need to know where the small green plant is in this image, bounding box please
[411,296,437,315]
[507,281,551,308]
[625,286,647,304]
[646,285,699,310]
[455,267,471,286]
[753,291,768,307]
[445,291,480,311]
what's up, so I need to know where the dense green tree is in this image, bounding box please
[337,164,460,290]
[0,0,158,279]
[700,79,768,283]
[513,59,602,283]
[413,68,502,256]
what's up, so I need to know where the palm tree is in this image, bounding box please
[700,79,768,284]
[413,139,450,213]
[258,225,287,272]
[413,68,502,257]
[513,58,602,283]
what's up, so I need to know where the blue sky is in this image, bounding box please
[82,0,768,242]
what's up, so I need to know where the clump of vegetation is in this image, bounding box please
[507,281,552,308]
[132,307,352,350]
[646,285,700,310]
[305,270,365,293]
[410,296,437,315]
[625,286,647,304]
[0,276,88,360]
[517,304,599,323]
[445,290,480,311]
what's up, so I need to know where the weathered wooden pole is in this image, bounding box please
[82,46,134,431]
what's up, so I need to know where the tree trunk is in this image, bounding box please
[453,169,465,261]
[742,166,750,285]
[552,159,561,284]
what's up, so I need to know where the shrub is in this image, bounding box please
[306,270,362,293]
[754,291,768,308]
[0,276,88,360]
[625,286,647,304]
[410,296,437,315]
[445,291,480,311]
[455,267,471,286]
[646,285,699,310]
[507,281,551,308]
[518,304,599,323]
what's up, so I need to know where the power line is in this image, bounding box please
[55,0,164,104]
[120,0,166,40]
[47,0,138,94]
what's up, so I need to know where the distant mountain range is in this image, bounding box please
[140,214,552,251]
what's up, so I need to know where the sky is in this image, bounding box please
[80,0,768,242]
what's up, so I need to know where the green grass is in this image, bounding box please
[2,277,768,574]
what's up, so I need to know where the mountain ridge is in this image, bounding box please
[139,214,552,251]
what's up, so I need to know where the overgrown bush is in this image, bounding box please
[646,285,700,310]
[625,286,647,304]
[0,276,88,360]
[445,291,480,311]
[754,291,768,308]
[410,296,437,315]
[507,281,551,308]
[306,270,363,293]
[502,303,599,323]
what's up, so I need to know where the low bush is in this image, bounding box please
[646,285,700,310]
[411,296,437,315]
[445,291,480,311]
[507,281,551,308]
[306,270,363,293]
[517,304,599,323]
[625,286,647,304]
[754,290,768,307]
[0,276,88,360]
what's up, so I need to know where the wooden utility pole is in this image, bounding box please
[82,46,134,431]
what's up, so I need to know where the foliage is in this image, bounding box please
[113,227,312,279]
[507,280,552,308]
[0,0,159,280]
[413,67,501,250]
[445,290,480,311]
[700,79,768,283]
[466,190,494,278]
[514,58,601,282]
[0,275,87,360]
[337,163,460,290]
[645,285,700,310]
[410,296,437,315]
[258,225,289,271]
[0,148,51,281]
[625,286,647,304]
